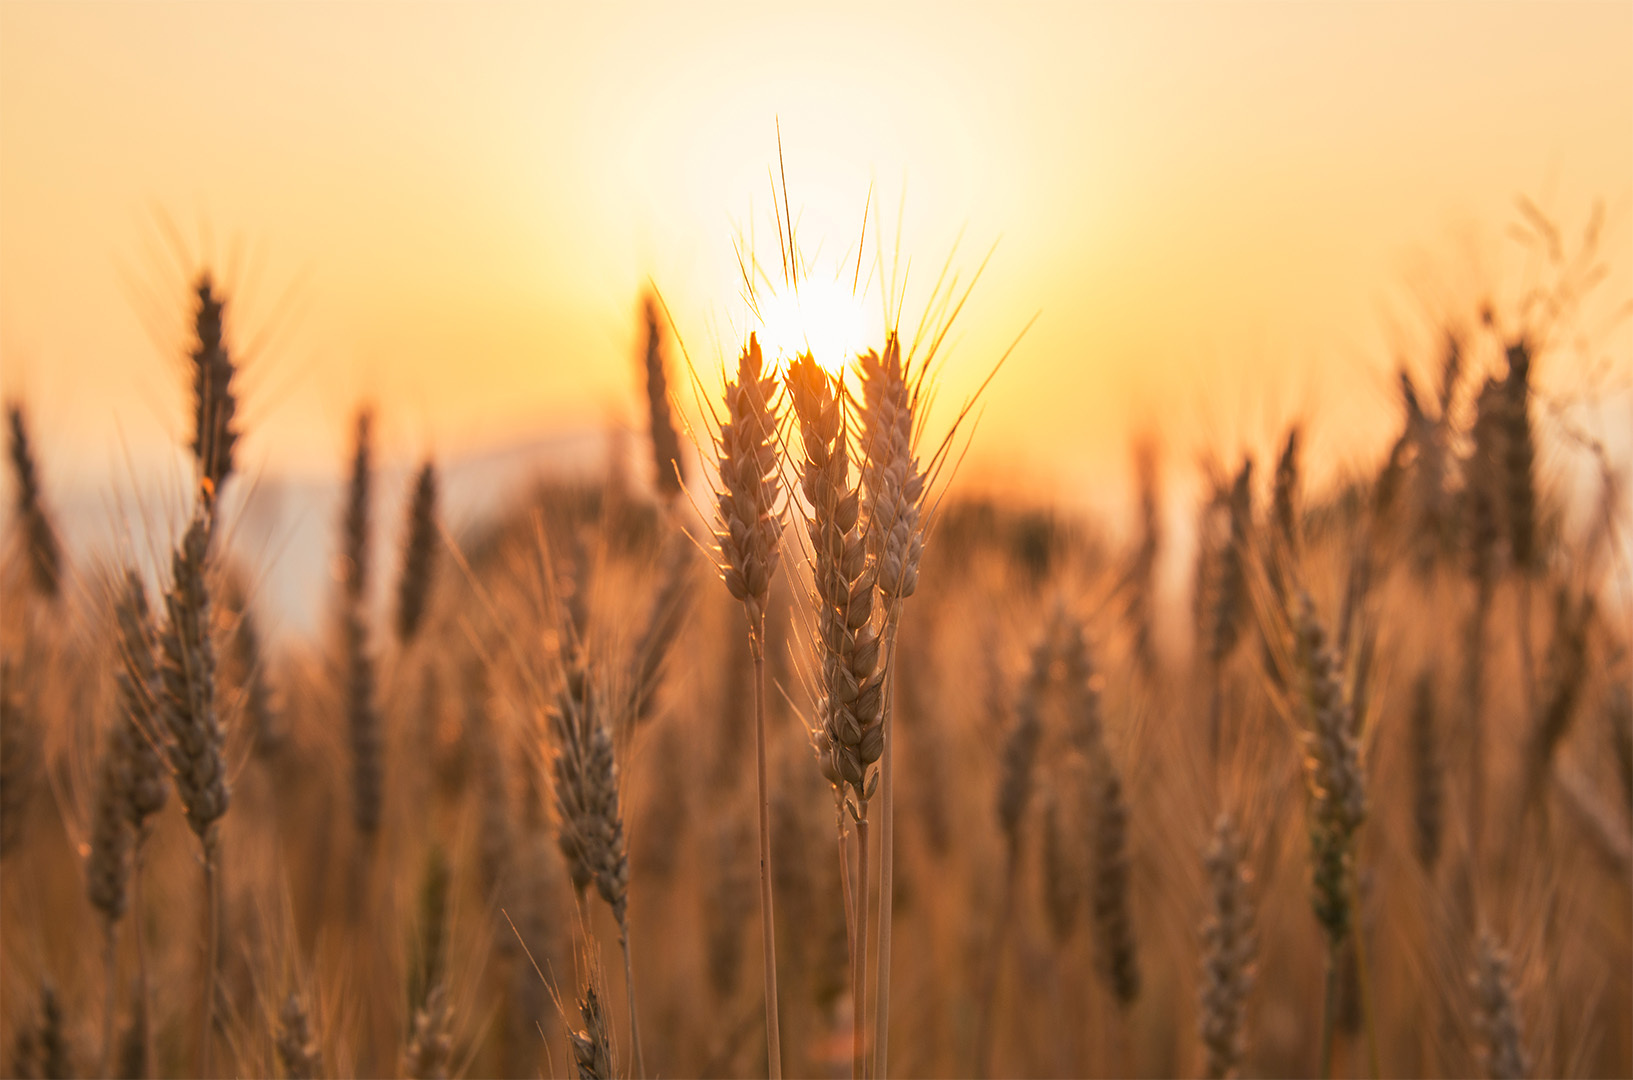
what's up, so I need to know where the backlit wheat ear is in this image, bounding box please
[858,332,925,601]
[1199,813,1255,1080]
[188,275,239,491]
[787,354,883,799]
[396,459,439,644]
[642,295,685,500]
[6,402,64,601]
[710,335,786,1079]
[714,333,784,634]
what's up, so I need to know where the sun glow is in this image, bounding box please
[754,275,871,377]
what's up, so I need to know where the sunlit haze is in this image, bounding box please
[2,2,1629,504]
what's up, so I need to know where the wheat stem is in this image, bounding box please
[132,848,151,1080]
[854,813,871,1080]
[100,925,117,1079]
[618,918,645,1079]
[752,628,784,1078]
[1351,876,1380,1079]
[873,619,899,1080]
[1319,946,1339,1080]
[199,833,220,1079]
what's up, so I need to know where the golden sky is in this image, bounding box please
[2,1,1629,502]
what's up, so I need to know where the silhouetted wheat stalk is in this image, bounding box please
[156,494,229,1077]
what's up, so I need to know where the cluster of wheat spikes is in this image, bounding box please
[1,204,1629,1080]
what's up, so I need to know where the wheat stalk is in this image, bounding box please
[857,332,928,1079]
[6,402,63,601]
[396,460,440,644]
[549,625,643,1076]
[156,495,230,1076]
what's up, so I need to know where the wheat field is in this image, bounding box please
[0,199,1629,1080]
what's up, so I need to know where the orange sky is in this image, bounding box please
[2,1,1629,505]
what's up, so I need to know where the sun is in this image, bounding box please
[754,275,869,377]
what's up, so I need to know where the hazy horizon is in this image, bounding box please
[3,1,1630,503]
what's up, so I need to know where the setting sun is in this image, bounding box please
[753,274,871,377]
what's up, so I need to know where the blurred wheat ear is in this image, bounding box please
[6,401,64,601]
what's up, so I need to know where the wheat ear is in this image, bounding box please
[858,332,927,1079]
[6,402,63,601]
[711,333,786,1075]
[1199,813,1255,1079]
[156,494,229,1076]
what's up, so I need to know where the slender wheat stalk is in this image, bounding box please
[1291,593,1366,1078]
[156,495,229,1077]
[341,410,383,846]
[712,332,786,1077]
[113,570,165,1078]
[788,350,884,1079]
[549,626,643,1077]
[858,333,926,1079]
